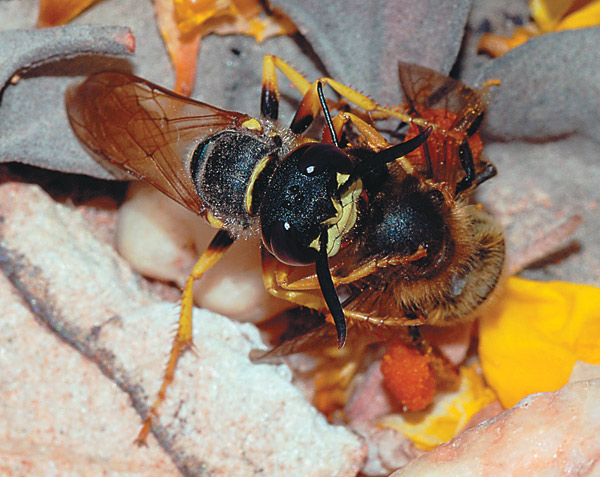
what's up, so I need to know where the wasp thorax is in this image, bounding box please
[259,143,357,265]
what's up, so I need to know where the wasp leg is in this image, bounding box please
[135,229,235,445]
[270,246,427,292]
[325,112,390,150]
[262,247,430,330]
[262,55,431,135]
[291,76,427,135]
[261,246,325,310]
[261,55,311,121]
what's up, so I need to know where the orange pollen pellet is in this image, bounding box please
[380,341,436,412]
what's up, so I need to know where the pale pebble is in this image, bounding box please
[391,379,600,476]
[117,182,290,323]
[0,181,367,475]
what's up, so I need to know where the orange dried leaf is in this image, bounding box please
[156,0,296,95]
[38,0,99,27]
[477,26,538,57]
[154,0,202,97]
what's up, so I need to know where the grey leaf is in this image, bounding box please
[479,27,600,143]
[269,0,473,103]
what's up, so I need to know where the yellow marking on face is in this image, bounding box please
[242,118,263,132]
[206,211,225,229]
[337,172,350,187]
[309,176,363,256]
[245,154,273,215]
[323,199,342,226]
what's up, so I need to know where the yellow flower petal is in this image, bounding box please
[479,277,600,409]
[530,0,576,32]
[557,0,600,30]
[378,365,496,451]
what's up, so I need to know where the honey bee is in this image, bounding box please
[65,56,503,441]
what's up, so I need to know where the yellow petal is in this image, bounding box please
[556,0,600,29]
[477,27,538,57]
[479,277,600,409]
[530,0,576,32]
[378,365,496,451]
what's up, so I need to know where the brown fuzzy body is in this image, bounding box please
[331,161,505,329]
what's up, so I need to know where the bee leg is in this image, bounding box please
[135,229,235,445]
[402,325,460,392]
[456,146,499,195]
[455,142,476,194]
[473,159,498,187]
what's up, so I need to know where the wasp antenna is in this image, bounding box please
[317,81,340,148]
[374,126,432,168]
[347,126,432,184]
[315,232,347,348]
[338,126,432,197]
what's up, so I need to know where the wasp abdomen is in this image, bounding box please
[191,130,279,231]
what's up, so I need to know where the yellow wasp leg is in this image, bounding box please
[136,229,234,445]
[261,247,325,310]
[262,248,430,331]
[261,54,311,120]
[270,246,427,291]
[263,54,312,95]
[263,55,427,132]
[262,250,428,329]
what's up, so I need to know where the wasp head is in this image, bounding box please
[259,143,360,266]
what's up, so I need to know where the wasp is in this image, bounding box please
[66,55,503,442]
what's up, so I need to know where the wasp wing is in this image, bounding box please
[399,63,486,190]
[66,72,253,214]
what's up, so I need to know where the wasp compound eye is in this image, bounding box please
[297,143,352,177]
[266,220,319,265]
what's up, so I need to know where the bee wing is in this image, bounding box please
[399,63,486,188]
[66,72,253,214]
